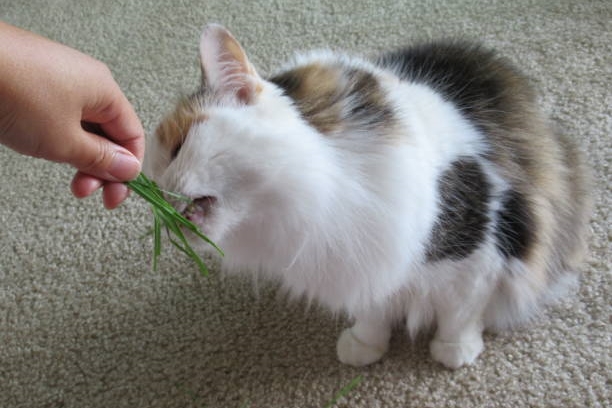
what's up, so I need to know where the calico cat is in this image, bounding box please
[145,24,591,369]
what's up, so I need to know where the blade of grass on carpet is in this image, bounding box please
[126,173,223,275]
[324,375,363,408]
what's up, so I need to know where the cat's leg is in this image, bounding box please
[337,312,391,367]
[429,317,484,369]
[429,275,492,369]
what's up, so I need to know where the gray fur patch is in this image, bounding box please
[426,159,491,262]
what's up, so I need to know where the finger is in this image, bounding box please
[71,171,104,198]
[65,127,141,182]
[82,81,145,161]
[102,182,130,209]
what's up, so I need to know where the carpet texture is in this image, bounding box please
[1,1,610,407]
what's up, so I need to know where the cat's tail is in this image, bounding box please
[485,128,592,332]
[483,261,581,332]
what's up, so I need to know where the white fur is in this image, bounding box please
[145,27,550,369]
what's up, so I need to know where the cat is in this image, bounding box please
[144,24,592,369]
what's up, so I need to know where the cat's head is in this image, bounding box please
[144,24,321,250]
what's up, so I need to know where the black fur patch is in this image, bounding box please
[343,68,396,130]
[494,189,534,260]
[377,42,522,132]
[426,159,491,262]
[377,42,539,171]
[381,42,540,263]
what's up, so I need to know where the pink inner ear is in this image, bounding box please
[199,24,261,104]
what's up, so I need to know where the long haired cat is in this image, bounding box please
[145,24,591,368]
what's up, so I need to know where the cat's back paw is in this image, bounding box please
[336,328,388,367]
[429,336,484,369]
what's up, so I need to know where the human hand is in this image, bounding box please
[0,22,144,209]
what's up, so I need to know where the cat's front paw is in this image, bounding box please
[429,336,484,369]
[337,328,388,367]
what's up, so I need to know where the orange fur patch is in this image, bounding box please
[156,96,208,155]
[272,63,344,134]
[270,62,396,136]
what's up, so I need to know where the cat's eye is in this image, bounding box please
[171,142,183,159]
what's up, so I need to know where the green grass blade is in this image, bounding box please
[173,215,224,256]
[324,375,363,408]
[161,190,193,203]
[153,209,162,271]
[126,173,222,273]
[164,215,210,276]
[169,237,209,276]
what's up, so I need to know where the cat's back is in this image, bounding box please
[271,40,590,284]
[376,41,534,133]
[270,41,539,156]
[378,40,591,278]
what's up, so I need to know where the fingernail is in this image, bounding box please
[108,150,141,181]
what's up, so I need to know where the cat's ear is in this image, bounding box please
[199,24,262,104]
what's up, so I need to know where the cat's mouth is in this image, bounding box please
[182,196,217,226]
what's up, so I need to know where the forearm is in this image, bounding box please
[0,21,67,154]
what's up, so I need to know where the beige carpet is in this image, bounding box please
[1,1,610,407]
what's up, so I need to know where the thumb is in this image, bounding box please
[67,126,141,182]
